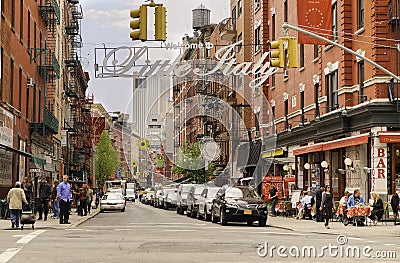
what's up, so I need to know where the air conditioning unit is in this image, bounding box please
[27,78,35,87]
[254,131,260,138]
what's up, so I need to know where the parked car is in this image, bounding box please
[142,191,155,205]
[100,193,126,212]
[163,189,178,209]
[125,189,136,202]
[197,186,221,220]
[211,186,268,226]
[186,184,206,218]
[176,184,195,215]
[154,189,164,208]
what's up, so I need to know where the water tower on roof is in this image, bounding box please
[192,4,211,30]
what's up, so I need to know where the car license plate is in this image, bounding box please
[110,206,115,208]
[244,210,252,215]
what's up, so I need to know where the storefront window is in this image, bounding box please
[394,146,400,190]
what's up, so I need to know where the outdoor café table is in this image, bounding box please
[347,206,371,226]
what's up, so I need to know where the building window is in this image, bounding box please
[326,70,338,111]
[358,60,365,102]
[314,45,319,59]
[332,2,338,41]
[12,0,15,28]
[38,89,41,122]
[237,33,242,52]
[32,86,36,122]
[300,90,305,123]
[26,79,29,117]
[18,68,22,110]
[284,0,288,22]
[20,0,23,41]
[255,26,261,52]
[284,99,289,129]
[10,59,14,104]
[300,44,305,68]
[314,82,320,117]
[255,111,260,132]
[27,10,31,48]
[0,48,2,99]
[232,7,236,29]
[358,0,364,29]
[255,0,261,10]
[34,22,37,49]
[272,14,276,40]
[238,0,242,17]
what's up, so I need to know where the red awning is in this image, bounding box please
[293,133,369,156]
[379,132,400,143]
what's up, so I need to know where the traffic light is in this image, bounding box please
[130,5,147,41]
[154,6,167,41]
[287,37,298,68]
[269,38,284,68]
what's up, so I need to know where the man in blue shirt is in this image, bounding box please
[347,189,365,207]
[57,175,72,224]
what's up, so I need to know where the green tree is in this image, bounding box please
[95,131,120,188]
[172,142,214,183]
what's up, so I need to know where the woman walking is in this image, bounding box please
[320,185,335,229]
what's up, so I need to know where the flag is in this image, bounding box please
[297,0,332,45]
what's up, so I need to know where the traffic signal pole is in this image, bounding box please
[282,23,400,82]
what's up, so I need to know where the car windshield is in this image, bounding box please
[207,188,220,198]
[225,187,259,199]
[126,190,135,195]
[194,186,205,195]
[181,185,193,193]
[104,194,122,200]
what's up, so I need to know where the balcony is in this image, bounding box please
[65,20,79,35]
[38,0,60,26]
[219,18,236,41]
[30,108,59,135]
[34,51,60,79]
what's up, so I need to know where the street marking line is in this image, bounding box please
[11,235,24,238]
[0,247,22,263]
[16,230,46,244]
[164,229,198,232]
[384,243,396,246]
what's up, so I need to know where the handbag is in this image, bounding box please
[91,200,96,209]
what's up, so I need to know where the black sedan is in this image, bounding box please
[211,186,268,227]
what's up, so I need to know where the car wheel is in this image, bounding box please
[100,209,104,213]
[191,207,196,218]
[259,219,266,227]
[177,207,180,214]
[220,210,227,226]
[211,209,218,223]
[196,209,201,220]
[121,208,125,212]
[205,208,211,221]
[186,207,191,217]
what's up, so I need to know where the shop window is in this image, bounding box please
[358,0,364,29]
[326,70,338,111]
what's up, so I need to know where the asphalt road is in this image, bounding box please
[0,202,399,263]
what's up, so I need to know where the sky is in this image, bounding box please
[81,0,230,114]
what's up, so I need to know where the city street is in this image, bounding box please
[0,202,398,262]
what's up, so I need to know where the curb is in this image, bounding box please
[72,209,100,228]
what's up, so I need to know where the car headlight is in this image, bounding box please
[225,203,238,209]
[257,203,268,209]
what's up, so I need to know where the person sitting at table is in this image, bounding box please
[368,192,384,225]
[301,191,314,220]
[347,189,366,226]
[347,189,365,207]
[295,191,305,219]
[339,191,351,225]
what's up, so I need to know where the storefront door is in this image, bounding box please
[331,150,345,199]
[393,145,400,192]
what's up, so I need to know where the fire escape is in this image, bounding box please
[29,0,60,152]
[64,0,86,177]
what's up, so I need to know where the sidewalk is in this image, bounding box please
[0,207,100,230]
[268,215,400,237]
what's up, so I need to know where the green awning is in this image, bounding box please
[0,143,33,158]
[31,156,46,166]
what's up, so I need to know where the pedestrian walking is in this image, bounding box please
[87,187,93,214]
[51,180,60,219]
[391,190,399,225]
[79,185,88,216]
[22,177,33,206]
[321,185,335,229]
[315,185,325,222]
[57,175,72,224]
[7,181,28,229]
[269,183,278,216]
[38,177,52,221]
